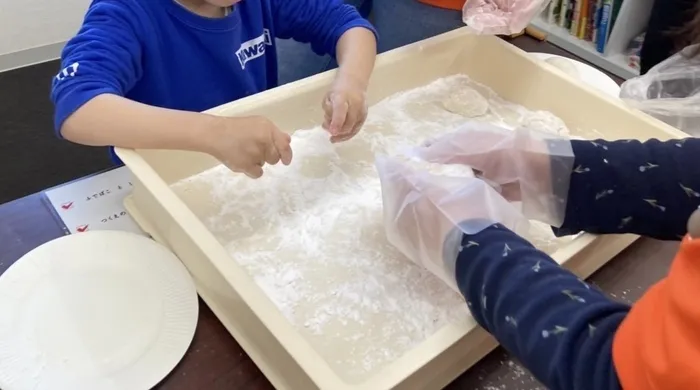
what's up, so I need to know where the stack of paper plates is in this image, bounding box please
[531,52,621,98]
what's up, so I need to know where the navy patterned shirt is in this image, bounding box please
[450,137,700,390]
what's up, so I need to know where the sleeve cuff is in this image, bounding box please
[552,139,611,236]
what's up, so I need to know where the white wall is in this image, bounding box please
[0,0,90,72]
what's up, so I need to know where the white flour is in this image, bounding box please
[172,75,575,383]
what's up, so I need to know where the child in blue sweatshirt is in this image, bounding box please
[51,0,377,178]
[378,123,700,390]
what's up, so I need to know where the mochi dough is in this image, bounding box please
[441,87,489,117]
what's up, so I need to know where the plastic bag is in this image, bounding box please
[376,154,529,292]
[462,0,551,35]
[620,45,700,136]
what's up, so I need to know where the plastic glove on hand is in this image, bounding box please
[376,154,529,290]
[462,0,551,35]
[414,121,574,227]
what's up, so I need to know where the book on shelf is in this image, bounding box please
[596,0,613,53]
[610,0,624,35]
[577,0,588,39]
[542,0,624,53]
[571,0,582,36]
[587,0,599,42]
[557,0,568,27]
[548,0,561,24]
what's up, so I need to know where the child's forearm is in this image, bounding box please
[555,138,700,240]
[452,224,628,390]
[60,94,221,153]
[334,27,377,88]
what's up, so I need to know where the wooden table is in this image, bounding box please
[0,37,675,389]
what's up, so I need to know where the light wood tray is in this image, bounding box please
[117,28,685,390]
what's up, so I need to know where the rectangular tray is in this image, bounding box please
[117,28,686,390]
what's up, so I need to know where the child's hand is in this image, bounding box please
[205,116,293,178]
[322,74,368,143]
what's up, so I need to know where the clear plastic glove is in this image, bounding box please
[463,0,550,35]
[414,122,574,227]
[376,154,529,291]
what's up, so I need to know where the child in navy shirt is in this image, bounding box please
[51,0,377,178]
[379,123,700,390]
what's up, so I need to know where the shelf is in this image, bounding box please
[530,17,639,80]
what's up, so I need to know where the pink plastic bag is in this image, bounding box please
[463,0,551,35]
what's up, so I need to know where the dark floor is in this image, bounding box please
[0,36,622,205]
[0,60,113,204]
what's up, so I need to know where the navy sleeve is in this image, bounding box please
[270,0,377,57]
[453,224,628,390]
[51,0,145,135]
[554,138,700,240]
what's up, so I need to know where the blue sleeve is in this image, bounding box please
[453,224,628,390]
[270,0,377,56]
[50,0,144,136]
[554,138,700,240]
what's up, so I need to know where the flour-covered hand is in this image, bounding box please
[322,74,368,143]
[375,155,529,290]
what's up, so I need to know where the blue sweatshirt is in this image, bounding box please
[450,138,700,390]
[51,0,375,134]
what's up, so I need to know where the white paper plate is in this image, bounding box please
[0,231,199,390]
[530,52,621,98]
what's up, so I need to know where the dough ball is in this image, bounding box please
[442,87,489,117]
[291,128,333,153]
[290,129,336,178]
[545,57,580,78]
[405,100,452,122]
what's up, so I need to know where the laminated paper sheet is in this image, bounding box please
[45,167,145,235]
